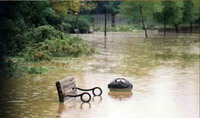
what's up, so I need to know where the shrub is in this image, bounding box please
[21,35,95,61]
[0,57,25,79]
[21,25,66,43]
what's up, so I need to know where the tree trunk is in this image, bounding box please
[174,24,179,33]
[164,14,166,35]
[111,14,115,27]
[164,22,166,35]
[139,6,148,38]
[190,21,193,33]
[142,19,148,38]
[92,16,95,31]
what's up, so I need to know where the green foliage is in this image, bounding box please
[0,58,25,79]
[120,1,160,22]
[21,34,95,61]
[26,66,53,74]
[59,15,90,33]
[0,2,91,54]
[89,1,120,14]
[7,1,50,27]
[182,0,195,23]
[193,1,200,24]
[0,1,95,78]
[153,1,183,25]
[18,25,66,43]
[120,1,161,37]
[182,0,200,24]
[106,1,121,14]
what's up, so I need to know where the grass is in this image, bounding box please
[26,66,54,74]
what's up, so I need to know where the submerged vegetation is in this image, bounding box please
[26,66,54,74]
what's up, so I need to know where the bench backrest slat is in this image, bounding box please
[63,83,76,92]
[63,84,76,95]
[59,77,74,84]
[61,79,75,89]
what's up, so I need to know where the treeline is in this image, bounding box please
[120,0,200,37]
[81,1,199,37]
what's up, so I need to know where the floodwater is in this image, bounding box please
[0,32,199,118]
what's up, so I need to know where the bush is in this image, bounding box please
[20,25,66,43]
[21,34,95,61]
[0,57,24,79]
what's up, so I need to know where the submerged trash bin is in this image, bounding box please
[108,78,133,91]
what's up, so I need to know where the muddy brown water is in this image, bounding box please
[0,32,199,118]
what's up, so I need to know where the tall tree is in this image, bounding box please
[182,0,200,33]
[120,1,160,38]
[182,0,195,33]
[154,1,183,34]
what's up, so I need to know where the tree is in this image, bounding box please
[106,1,121,27]
[89,1,120,27]
[182,0,200,33]
[49,0,81,15]
[120,1,160,38]
[154,1,183,34]
[79,1,97,14]
[182,0,194,33]
[89,1,108,14]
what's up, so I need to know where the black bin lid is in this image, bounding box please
[108,78,133,90]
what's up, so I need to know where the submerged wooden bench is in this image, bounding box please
[56,77,102,103]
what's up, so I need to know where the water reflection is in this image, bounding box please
[91,96,102,103]
[108,91,133,100]
[80,103,91,109]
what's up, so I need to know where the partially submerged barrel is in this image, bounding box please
[108,78,133,91]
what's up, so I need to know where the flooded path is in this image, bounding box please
[0,32,199,118]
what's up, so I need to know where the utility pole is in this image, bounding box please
[104,7,107,48]
[75,12,79,38]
